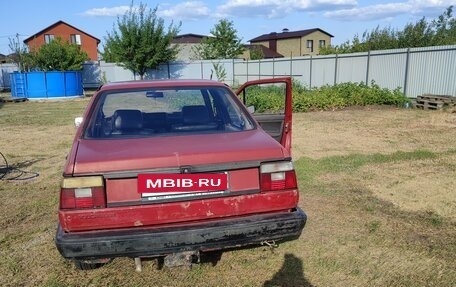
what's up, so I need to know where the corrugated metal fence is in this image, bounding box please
[1,45,455,98]
[234,45,456,97]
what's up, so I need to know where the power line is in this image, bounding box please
[0,34,28,38]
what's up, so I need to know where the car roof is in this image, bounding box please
[99,79,229,91]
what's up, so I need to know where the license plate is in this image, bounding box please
[137,173,228,195]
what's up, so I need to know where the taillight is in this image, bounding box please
[260,161,297,191]
[60,176,106,209]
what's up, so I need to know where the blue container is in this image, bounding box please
[26,72,47,98]
[9,71,83,99]
[10,72,27,98]
[45,71,65,97]
[64,71,83,96]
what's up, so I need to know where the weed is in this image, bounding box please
[366,220,381,233]
[425,211,444,227]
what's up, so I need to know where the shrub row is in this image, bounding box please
[244,80,410,113]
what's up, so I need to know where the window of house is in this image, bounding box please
[319,40,326,48]
[306,40,314,53]
[70,34,82,45]
[44,34,55,44]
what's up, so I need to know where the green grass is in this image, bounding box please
[0,99,88,126]
[294,149,441,186]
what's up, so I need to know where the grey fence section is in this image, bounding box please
[367,48,407,91]
[1,45,455,97]
[168,59,236,83]
[406,46,456,97]
[79,59,237,88]
[233,45,456,97]
[0,64,17,91]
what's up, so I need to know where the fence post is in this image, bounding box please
[258,60,261,80]
[246,59,249,82]
[167,62,171,79]
[365,50,371,85]
[334,54,338,85]
[309,55,313,89]
[271,57,274,78]
[403,48,411,97]
[290,53,293,77]
[200,61,204,79]
[232,58,235,86]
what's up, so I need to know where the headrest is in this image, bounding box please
[113,109,143,130]
[182,105,211,125]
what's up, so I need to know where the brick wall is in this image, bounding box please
[25,23,99,61]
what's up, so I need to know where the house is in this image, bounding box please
[172,34,208,61]
[23,20,100,61]
[172,33,284,61]
[241,44,284,60]
[249,28,333,57]
[0,53,8,64]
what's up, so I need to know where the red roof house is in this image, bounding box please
[23,20,100,61]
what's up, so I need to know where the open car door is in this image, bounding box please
[236,77,292,153]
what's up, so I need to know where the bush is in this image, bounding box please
[244,84,285,113]
[244,80,410,113]
[32,37,88,71]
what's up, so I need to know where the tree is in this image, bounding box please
[32,37,88,71]
[8,37,33,72]
[103,2,180,79]
[320,5,456,55]
[192,19,245,60]
[431,5,456,45]
[249,46,264,60]
[397,18,433,48]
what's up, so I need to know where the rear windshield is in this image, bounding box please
[84,86,255,138]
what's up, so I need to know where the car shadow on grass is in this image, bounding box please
[263,253,314,287]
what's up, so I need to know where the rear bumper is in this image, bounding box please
[56,208,306,260]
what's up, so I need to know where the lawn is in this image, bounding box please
[0,99,455,286]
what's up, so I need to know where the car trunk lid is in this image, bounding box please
[73,130,284,175]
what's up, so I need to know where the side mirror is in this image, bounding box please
[74,117,83,128]
[247,105,255,114]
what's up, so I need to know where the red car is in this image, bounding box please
[56,77,306,270]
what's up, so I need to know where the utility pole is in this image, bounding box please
[16,33,21,71]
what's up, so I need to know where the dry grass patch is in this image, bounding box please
[361,154,456,221]
[292,107,456,159]
[315,151,456,221]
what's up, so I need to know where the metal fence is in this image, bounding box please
[233,45,456,97]
[0,63,17,91]
[1,45,455,98]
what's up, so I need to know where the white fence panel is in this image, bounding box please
[337,53,368,84]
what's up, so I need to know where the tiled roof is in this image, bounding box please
[250,28,333,42]
[172,34,209,44]
[23,20,100,44]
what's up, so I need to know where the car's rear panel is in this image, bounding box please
[59,130,299,232]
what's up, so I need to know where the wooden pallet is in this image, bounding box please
[0,97,28,103]
[413,94,456,110]
[419,94,456,103]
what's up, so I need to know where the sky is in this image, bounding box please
[0,0,454,55]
